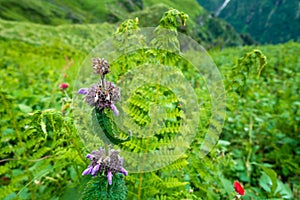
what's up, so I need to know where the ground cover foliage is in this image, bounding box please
[0,8,299,200]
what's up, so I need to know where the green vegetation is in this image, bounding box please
[0,1,299,200]
[0,0,143,24]
[0,0,245,48]
[197,0,300,44]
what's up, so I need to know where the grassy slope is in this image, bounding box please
[0,19,115,52]
[0,0,114,24]
[0,0,245,48]
[0,0,203,25]
[0,19,114,110]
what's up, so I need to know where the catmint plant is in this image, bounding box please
[78,58,131,145]
[79,58,129,200]
[78,58,120,116]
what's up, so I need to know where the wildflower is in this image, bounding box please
[59,83,69,90]
[79,58,129,185]
[82,84,98,107]
[234,181,245,196]
[78,80,120,115]
[78,58,121,116]
[82,147,128,185]
[78,88,88,95]
[92,58,110,76]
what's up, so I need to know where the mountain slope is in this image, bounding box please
[0,0,246,48]
[0,0,145,24]
[197,0,300,44]
[0,19,115,53]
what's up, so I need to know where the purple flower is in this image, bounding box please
[120,167,128,176]
[82,165,93,176]
[107,170,113,185]
[91,164,100,176]
[84,85,98,107]
[78,88,88,95]
[110,104,119,116]
[78,79,120,113]
[106,82,120,102]
[82,147,128,182]
[86,154,94,160]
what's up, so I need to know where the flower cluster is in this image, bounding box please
[92,58,110,76]
[78,81,120,115]
[82,147,128,185]
[78,58,120,116]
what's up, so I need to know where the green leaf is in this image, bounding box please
[18,104,32,113]
[259,172,271,193]
[275,180,293,199]
[261,166,278,194]
[81,174,128,200]
[220,177,233,195]
[61,187,79,200]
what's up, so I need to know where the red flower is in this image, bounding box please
[234,181,245,196]
[59,83,69,90]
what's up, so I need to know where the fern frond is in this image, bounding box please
[161,156,189,171]
[0,184,18,199]
[162,178,188,188]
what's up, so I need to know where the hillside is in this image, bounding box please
[0,19,115,53]
[0,0,144,24]
[0,0,245,48]
[197,0,300,44]
[0,2,299,199]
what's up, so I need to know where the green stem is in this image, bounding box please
[101,74,106,92]
[63,90,71,100]
[246,115,253,178]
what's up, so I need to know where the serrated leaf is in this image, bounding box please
[81,174,127,200]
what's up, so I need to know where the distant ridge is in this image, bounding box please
[197,0,300,44]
